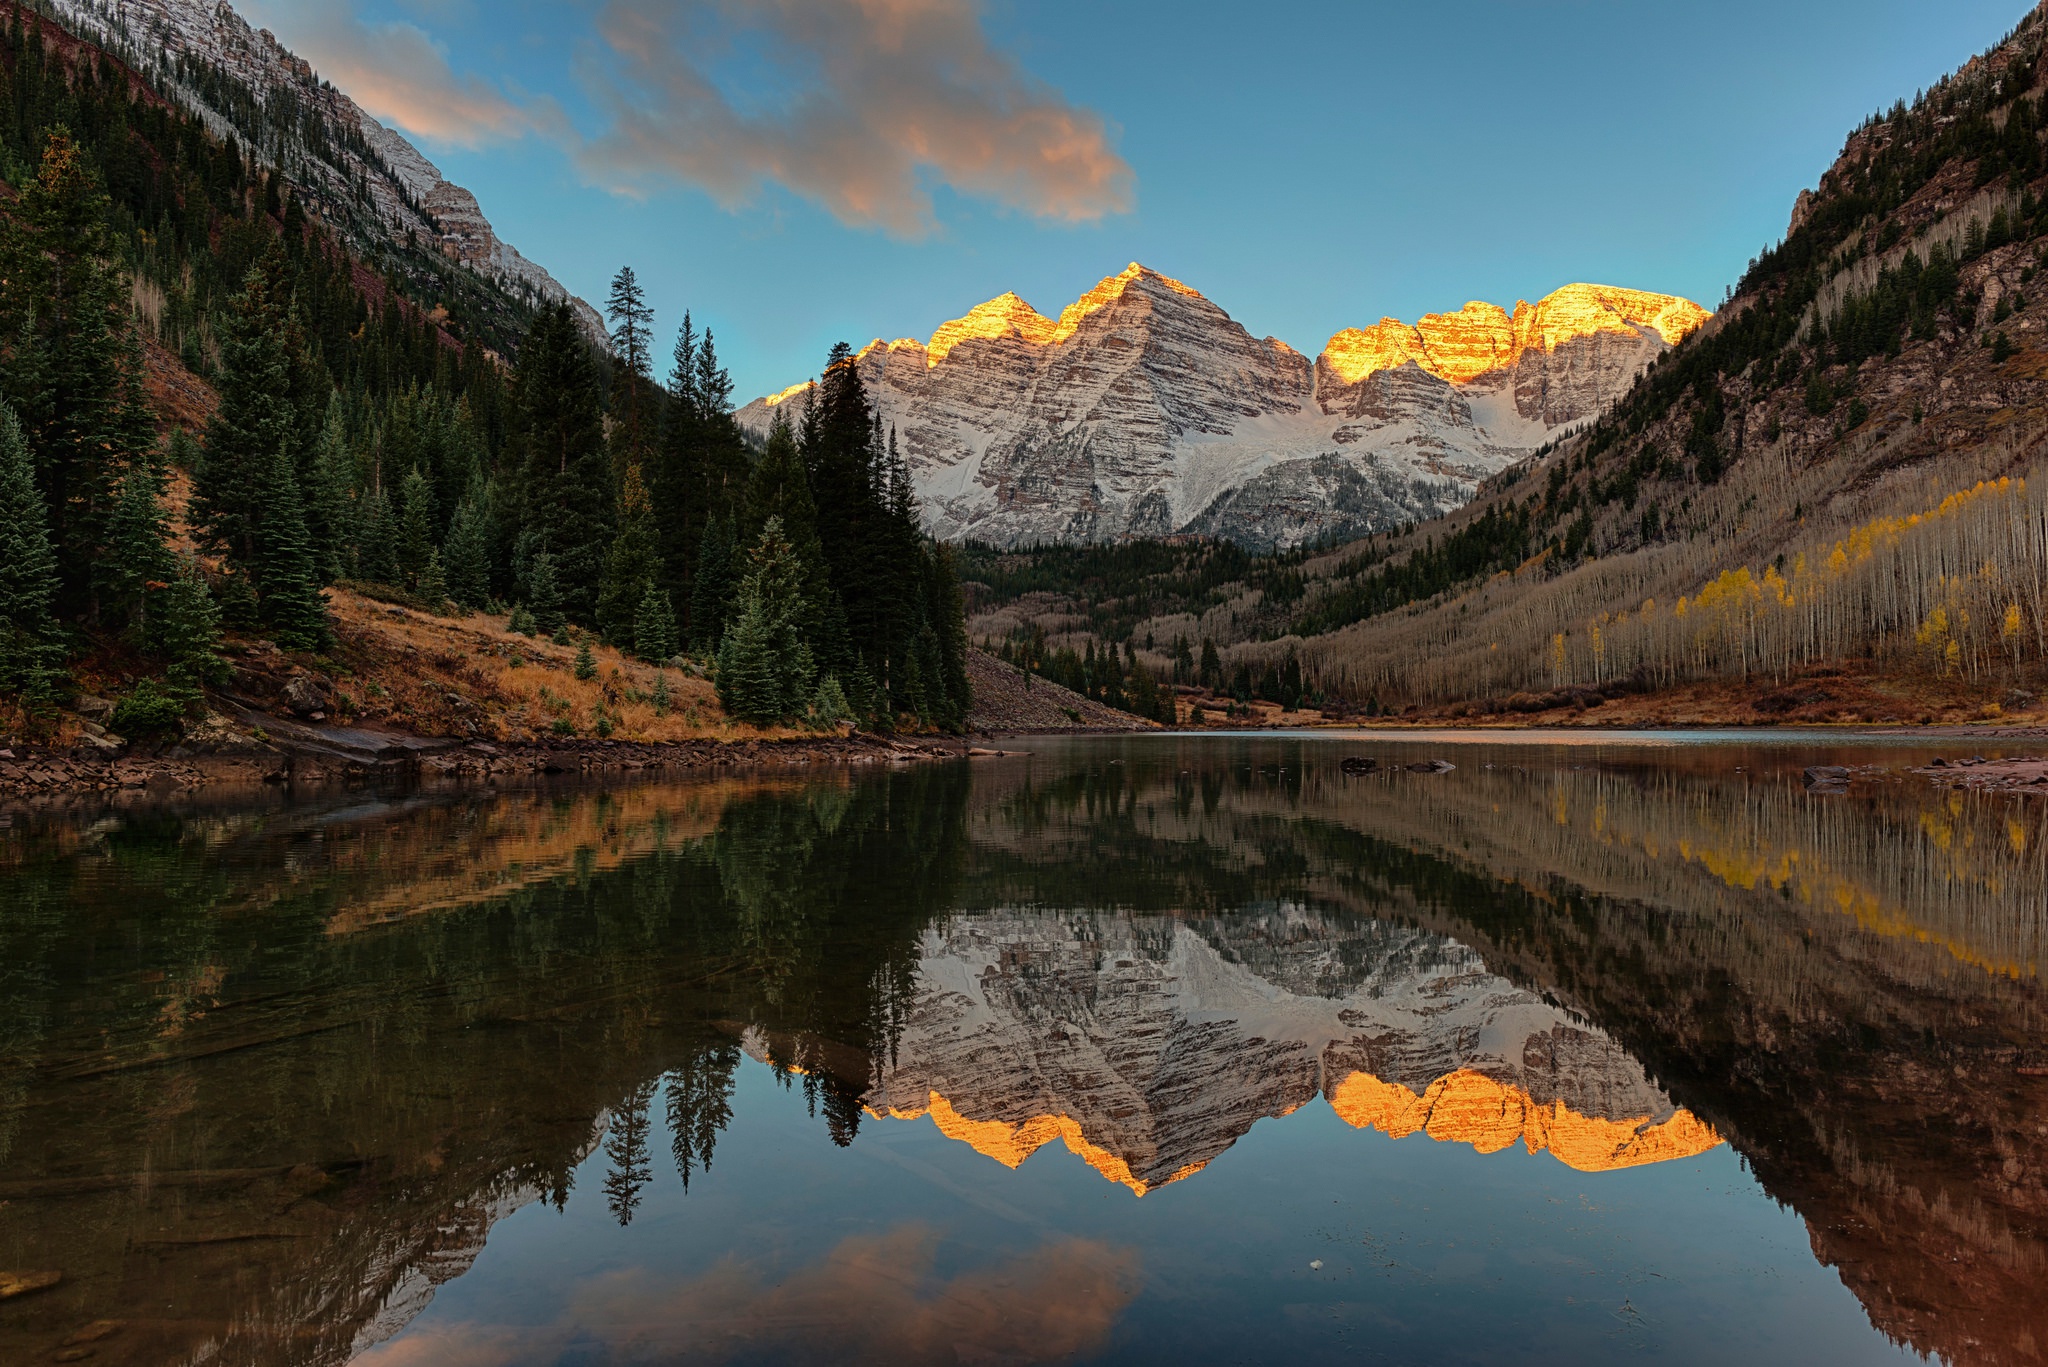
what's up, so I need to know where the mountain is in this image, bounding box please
[836,908,1716,1194]
[44,0,603,344]
[737,265,1707,550]
[1145,2,2048,712]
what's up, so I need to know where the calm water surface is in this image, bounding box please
[2,734,2045,1365]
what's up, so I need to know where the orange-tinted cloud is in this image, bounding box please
[242,1,555,149]
[579,0,1138,237]
[354,1226,1141,1365]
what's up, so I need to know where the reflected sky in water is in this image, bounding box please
[0,734,2042,1365]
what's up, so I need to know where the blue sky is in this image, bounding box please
[244,0,2029,401]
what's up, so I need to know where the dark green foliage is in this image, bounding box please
[508,602,537,637]
[510,304,612,625]
[396,465,436,589]
[0,403,67,706]
[0,127,155,617]
[597,467,660,646]
[442,483,494,610]
[110,678,188,736]
[527,552,565,635]
[151,557,224,695]
[634,586,680,662]
[251,447,328,651]
[1288,503,1532,637]
[690,511,738,651]
[192,254,301,578]
[716,517,815,725]
[1992,330,2017,363]
[575,640,597,681]
[96,451,173,641]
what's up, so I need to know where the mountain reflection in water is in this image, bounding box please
[0,737,2042,1366]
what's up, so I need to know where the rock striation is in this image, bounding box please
[738,266,1707,549]
[44,0,603,342]
[855,908,1718,1194]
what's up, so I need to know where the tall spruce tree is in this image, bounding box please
[511,304,612,624]
[97,450,174,643]
[0,403,66,707]
[716,516,814,725]
[442,479,494,610]
[634,586,680,662]
[596,463,661,646]
[0,129,156,617]
[689,511,737,652]
[193,255,301,589]
[252,447,328,651]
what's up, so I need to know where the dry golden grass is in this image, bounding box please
[324,589,823,744]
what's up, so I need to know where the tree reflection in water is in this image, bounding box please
[0,740,2040,1366]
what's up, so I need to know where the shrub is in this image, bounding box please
[111,679,189,737]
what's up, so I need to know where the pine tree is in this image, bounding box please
[354,481,400,585]
[152,556,224,699]
[634,585,680,662]
[396,465,436,588]
[252,447,329,651]
[511,304,613,625]
[528,552,566,635]
[715,517,815,725]
[193,255,303,585]
[0,404,67,707]
[690,512,737,651]
[596,464,661,646]
[651,672,672,716]
[442,480,494,610]
[97,451,174,643]
[575,639,597,681]
[304,401,354,582]
[0,130,155,617]
[418,550,450,604]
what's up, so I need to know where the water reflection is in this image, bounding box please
[0,738,2042,1365]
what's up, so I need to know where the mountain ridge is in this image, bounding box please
[738,265,1707,550]
[42,0,605,344]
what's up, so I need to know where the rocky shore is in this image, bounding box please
[0,726,968,806]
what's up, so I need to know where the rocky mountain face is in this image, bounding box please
[44,0,603,342]
[852,907,1717,1193]
[738,266,1707,549]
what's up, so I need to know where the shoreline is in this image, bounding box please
[7,717,2046,806]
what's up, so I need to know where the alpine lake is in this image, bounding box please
[1,732,2044,1367]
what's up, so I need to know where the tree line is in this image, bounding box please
[0,8,971,737]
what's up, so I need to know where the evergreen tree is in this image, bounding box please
[152,557,225,699]
[528,551,566,635]
[511,304,613,624]
[442,480,494,611]
[193,253,304,585]
[304,400,354,582]
[354,480,400,584]
[715,517,815,725]
[418,550,449,604]
[97,450,174,643]
[596,464,661,646]
[251,447,329,651]
[634,585,681,662]
[0,404,67,707]
[690,511,738,652]
[0,129,155,617]
[397,465,436,589]
[575,639,597,681]
[746,410,844,667]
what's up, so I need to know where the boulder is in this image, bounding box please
[281,675,326,718]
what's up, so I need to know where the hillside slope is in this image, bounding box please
[1158,2,2048,713]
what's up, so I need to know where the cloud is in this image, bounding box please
[241,1,551,149]
[578,0,1137,237]
[353,1226,1142,1366]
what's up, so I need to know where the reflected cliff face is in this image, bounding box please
[0,738,2042,1366]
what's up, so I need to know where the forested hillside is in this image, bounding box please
[970,2,2048,722]
[0,3,972,743]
